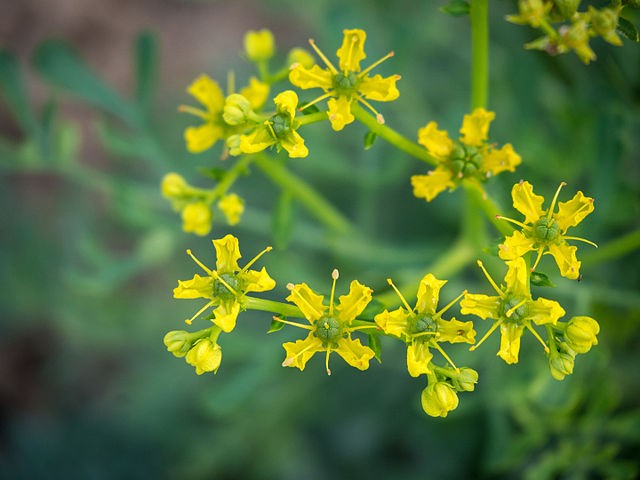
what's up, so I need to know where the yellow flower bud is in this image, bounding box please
[181,202,212,236]
[453,368,479,392]
[161,173,188,199]
[421,382,459,418]
[553,0,580,19]
[565,316,599,353]
[186,339,222,375]
[589,7,623,46]
[226,134,242,157]
[549,350,575,380]
[287,47,315,69]
[218,193,244,226]
[223,94,253,126]
[244,29,275,62]
[163,330,193,358]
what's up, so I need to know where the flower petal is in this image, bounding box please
[217,193,244,226]
[213,234,241,273]
[274,90,299,119]
[239,125,276,154]
[415,273,447,315]
[547,242,581,279]
[174,274,213,299]
[504,258,530,298]
[459,108,495,147]
[240,77,269,110]
[482,143,521,175]
[417,122,454,159]
[334,336,375,370]
[554,191,594,232]
[460,294,500,320]
[512,181,545,225]
[327,96,355,131]
[336,29,366,73]
[374,308,410,338]
[337,280,373,322]
[411,167,455,202]
[286,283,327,322]
[498,323,525,364]
[289,64,333,90]
[241,267,276,293]
[437,317,476,344]
[498,230,536,260]
[359,74,400,102]
[282,334,324,371]
[213,300,241,333]
[181,202,212,236]
[187,74,224,112]
[406,341,433,377]
[184,123,224,153]
[280,130,309,158]
[528,297,565,326]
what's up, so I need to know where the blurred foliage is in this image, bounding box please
[1,0,639,479]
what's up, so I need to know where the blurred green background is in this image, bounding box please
[1,0,639,478]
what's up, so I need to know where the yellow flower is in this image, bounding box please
[280,269,376,375]
[506,0,551,28]
[289,28,400,131]
[186,337,222,375]
[561,19,596,64]
[181,202,212,236]
[244,29,275,62]
[374,274,474,377]
[411,108,521,202]
[179,74,269,154]
[461,258,565,364]
[174,235,275,333]
[498,181,597,279]
[217,193,244,226]
[239,90,308,158]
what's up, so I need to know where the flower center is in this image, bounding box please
[333,72,359,95]
[533,216,560,243]
[213,272,241,300]
[500,296,529,323]
[410,314,438,335]
[315,316,343,344]
[269,113,291,139]
[449,144,482,177]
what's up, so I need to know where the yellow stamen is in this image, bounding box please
[436,290,468,317]
[430,341,459,371]
[358,51,395,78]
[344,34,357,74]
[469,318,504,352]
[298,92,334,111]
[531,247,545,272]
[325,346,332,376]
[563,236,598,248]
[240,246,273,273]
[178,105,209,119]
[525,323,550,353]
[505,298,528,319]
[356,95,384,124]
[496,215,527,229]
[328,269,339,316]
[211,270,238,296]
[349,325,379,331]
[476,260,504,297]
[272,316,313,331]
[265,120,278,139]
[308,38,338,74]
[185,300,214,325]
[186,249,213,275]
[386,278,414,314]
[547,182,567,220]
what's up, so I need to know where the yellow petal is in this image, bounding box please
[460,293,500,320]
[374,308,410,338]
[336,29,366,73]
[327,96,355,131]
[181,202,212,236]
[289,64,333,90]
[184,123,224,153]
[459,108,495,147]
[240,77,269,110]
[411,166,455,202]
[334,337,375,370]
[213,301,241,333]
[512,181,545,225]
[504,257,530,298]
[186,339,222,375]
[406,341,433,377]
[174,274,213,299]
[241,267,276,293]
[280,130,309,158]
[417,122,454,159]
[358,74,400,102]
[213,234,241,273]
[554,191,594,232]
[187,74,225,112]
[498,230,536,260]
[482,143,521,175]
[217,193,244,226]
[336,280,373,322]
[239,125,275,154]
[547,242,581,279]
[274,90,299,119]
[528,297,565,326]
[498,323,525,364]
[436,317,476,344]
[282,335,324,371]
[415,273,447,315]
[286,283,327,322]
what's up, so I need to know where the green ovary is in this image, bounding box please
[410,314,438,335]
[500,296,528,323]
[213,273,241,300]
[333,72,359,95]
[533,217,560,242]
[270,113,291,139]
[315,316,342,344]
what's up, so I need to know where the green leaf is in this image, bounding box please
[367,333,382,363]
[272,190,294,249]
[197,166,227,181]
[0,50,38,134]
[617,17,639,42]
[359,299,386,321]
[268,316,286,333]
[440,0,470,17]
[530,271,555,287]
[299,101,320,114]
[134,31,158,115]
[364,130,377,150]
[32,40,141,127]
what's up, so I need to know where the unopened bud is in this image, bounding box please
[549,350,575,380]
[286,47,315,69]
[223,94,253,126]
[161,173,188,199]
[553,0,581,19]
[421,382,459,418]
[181,202,212,236]
[565,316,599,353]
[452,367,479,392]
[244,29,275,62]
[163,330,193,358]
[186,338,222,375]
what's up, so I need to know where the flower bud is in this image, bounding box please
[589,7,623,46]
[421,382,459,418]
[452,367,479,392]
[226,134,242,157]
[287,47,315,69]
[161,173,188,199]
[564,316,599,353]
[560,20,596,63]
[181,202,212,236]
[218,193,244,226]
[553,0,581,19]
[549,350,575,380]
[223,94,253,126]
[186,339,222,375]
[164,330,193,358]
[244,29,275,62]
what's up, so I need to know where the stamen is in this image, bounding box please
[227,70,235,96]
[469,318,504,351]
[437,290,468,317]
[505,298,528,319]
[496,215,527,229]
[563,236,598,248]
[186,249,213,274]
[299,92,334,111]
[329,269,339,316]
[184,300,214,325]
[325,347,332,375]
[240,246,273,273]
[265,120,278,139]
[211,271,238,296]
[525,323,550,353]
[178,105,209,119]
[476,260,504,297]
[344,35,357,75]
[386,278,414,313]
[358,51,395,78]
[308,39,338,74]
[356,95,384,123]
[547,182,567,219]
[531,247,545,273]
[271,316,313,331]
[349,324,380,331]
[431,341,458,371]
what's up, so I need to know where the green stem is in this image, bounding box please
[297,110,328,126]
[351,104,437,166]
[254,155,353,234]
[462,181,514,237]
[208,155,254,201]
[243,296,303,318]
[470,0,489,110]
[582,229,640,266]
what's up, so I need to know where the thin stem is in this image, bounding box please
[297,110,329,126]
[209,155,255,201]
[470,0,489,110]
[243,296,303,318]
[582,229,640,266]
[462,180,514,237]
